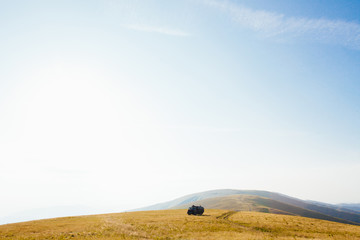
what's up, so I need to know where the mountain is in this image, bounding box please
[306,200,360,214]
[174,195,358,225]
[135,189,360,225]
[135,189,274,210]
[336,203,360,213]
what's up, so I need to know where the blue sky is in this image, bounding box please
[0,0,360,223]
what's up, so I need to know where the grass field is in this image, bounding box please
[1,209,360,239]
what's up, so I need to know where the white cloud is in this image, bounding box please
[123,24,190,37]
[204,0,360,49]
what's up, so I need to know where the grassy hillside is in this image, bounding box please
[259,193,360,224]
[175,195,359,225]
[137,189,360,225]
[1,209,360,239]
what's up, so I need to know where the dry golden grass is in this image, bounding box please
[0,209,359,239]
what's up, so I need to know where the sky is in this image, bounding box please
[1,0,360,223]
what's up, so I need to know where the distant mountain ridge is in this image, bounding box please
[336,203,360,213]
[135,189,360,225]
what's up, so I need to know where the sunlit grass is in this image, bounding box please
[0,209,359,239]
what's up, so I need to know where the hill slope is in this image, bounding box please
[137,189,360,225]
[337,203,360,213]
[1,210,359,240]
[175,195,358,225]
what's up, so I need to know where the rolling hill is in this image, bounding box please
[1,209,360,240]
[337,203,360,213]
[174,195,358,225]
[136,189,360,225]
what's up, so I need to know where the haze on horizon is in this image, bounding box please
[1,0,359,223]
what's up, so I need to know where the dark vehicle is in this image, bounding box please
[187,205,204,215]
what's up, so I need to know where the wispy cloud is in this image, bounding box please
[123,24,190,37]
[204,0,360,49]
